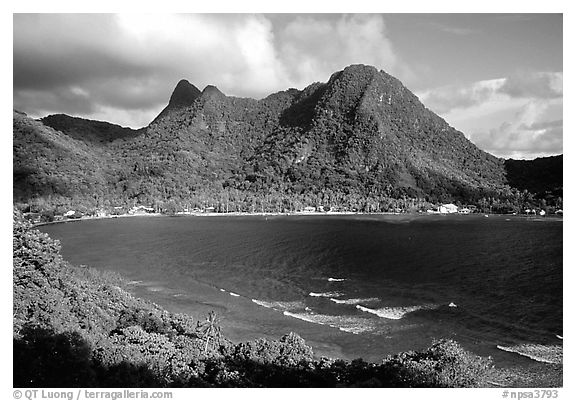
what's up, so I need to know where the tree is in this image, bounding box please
[196,311,222,355]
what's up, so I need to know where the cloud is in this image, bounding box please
[419,72,562,116]
[419,72,563,159]
[13,14,403,128]
[498,72,562,99]
[467,101,563,159]
[276,14,403,88]
[418,79,505,114]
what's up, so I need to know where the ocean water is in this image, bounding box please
[41,214,563,367]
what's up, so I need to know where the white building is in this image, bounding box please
[439,204,458,214]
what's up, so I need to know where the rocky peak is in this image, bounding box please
[201,85,226,101]
[168,79,202,108]
[151,79,202,124]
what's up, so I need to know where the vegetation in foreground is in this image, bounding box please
[13,209,495,387]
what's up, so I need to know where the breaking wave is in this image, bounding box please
[497,344,563,365]
[146,286,165,293]
[328,278,346,282]
[283,311,376,334]
[356,304,438,320]
[309,291,344,298]
[229,292,240,297]
[251,299,306,312]
[329,297,380,305]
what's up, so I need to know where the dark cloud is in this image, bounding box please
[14,87,97,117]
[13,14,179,125]
[13,47,156,91]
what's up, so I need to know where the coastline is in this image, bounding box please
[33,209,563,228]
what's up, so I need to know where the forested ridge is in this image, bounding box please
[13,64,562,217]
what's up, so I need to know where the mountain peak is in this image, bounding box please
[201,85,225,100]
[169,79,202,108]
[328,64,379,84]
[152,79,201,124]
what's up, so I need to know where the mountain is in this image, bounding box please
[13,111,118,203]
[152,79,202,123]
[41,114,142,144]
[13,64,563,214]
[247,65,507,199]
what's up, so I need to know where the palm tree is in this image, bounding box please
[196,311,222,355]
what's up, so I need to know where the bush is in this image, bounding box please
[380,339,493,387]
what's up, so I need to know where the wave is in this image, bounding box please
[328,278,346,282]
[309,291,344,298]
[229,292,240,297]
[127,280,143,285]
[219,288,226,292]
[497,344,563,365]
[251,299,306,312]
[556,334,563,340]
[329,297,379,305]
[282,311,376,334]
[146,286,165,293]
[356,304,438,320]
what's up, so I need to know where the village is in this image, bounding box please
[22,201,562,225]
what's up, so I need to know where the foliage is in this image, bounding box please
[380,339,494,387]
[196,311,222,354]
[504,156,563,198]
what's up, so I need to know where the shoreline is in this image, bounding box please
[119,267,565,388]
[33,210,563,228]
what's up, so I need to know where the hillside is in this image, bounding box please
[13,111,117,204]
[504,156,563,199]
[14,64,563,215]
[41,114,142,144]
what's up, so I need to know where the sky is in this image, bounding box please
[12,13,563,159]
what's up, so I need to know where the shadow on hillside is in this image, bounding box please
[279,84,327,129]
[504,156,562,197]
[13,326,499,388]
[13,327,166,388]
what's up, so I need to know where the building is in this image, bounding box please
[439,204,458,214]
[129,206,155,215]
